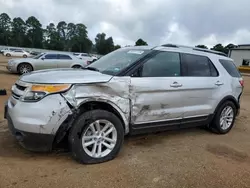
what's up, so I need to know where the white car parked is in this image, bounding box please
[1,47,23,54]
[73,53,98,64]
[4,49,32,58]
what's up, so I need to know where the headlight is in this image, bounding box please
[8,60,15,66]
[20,84,71,102]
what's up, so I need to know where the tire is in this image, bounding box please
[72,65,81,69]
[23,54,27,58]
[209,101,236,134]
[17,63,33,74]
[68,110,124,164]
[6,53,11,57]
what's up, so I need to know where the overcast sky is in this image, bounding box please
[1,0,250,47]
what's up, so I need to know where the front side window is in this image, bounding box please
[88,48,151,76]
[140,51,181,77]
[59,54,72,60]
[44,54,58,59]
[182,53,218,77]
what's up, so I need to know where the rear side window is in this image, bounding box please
[181,53,219,77]
[59,54,72,60]
[219,59,241,78]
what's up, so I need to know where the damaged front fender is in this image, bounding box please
[62,77,131,134]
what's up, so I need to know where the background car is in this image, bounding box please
[3,49,32,58]
[1,47,23,54]
[6,52,88,74]
[73,52,98,64]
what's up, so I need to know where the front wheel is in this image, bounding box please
[23,54,27,58]
[69,110,124,164]
[209,101,236,134]
[17,63,33,74]
[6,53,11,57]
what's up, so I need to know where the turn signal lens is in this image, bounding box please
[31,84,71,93]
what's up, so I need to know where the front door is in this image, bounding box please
[35,53,58,70]
[130,51,184,127]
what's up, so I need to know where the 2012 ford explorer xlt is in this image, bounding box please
[4,44,244,164]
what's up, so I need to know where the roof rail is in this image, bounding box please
[193,47,227,56]
[161,43,227,57]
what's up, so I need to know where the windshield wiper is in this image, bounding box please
[82,67,100,72]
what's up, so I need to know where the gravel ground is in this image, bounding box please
[0,56,250,188]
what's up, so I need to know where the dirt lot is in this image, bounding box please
[0,55,250,188]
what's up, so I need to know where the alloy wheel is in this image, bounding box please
[81,119,117,158]
[220,106,234,130]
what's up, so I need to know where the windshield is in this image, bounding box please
[88,48,151,75]
[33,53,44,59]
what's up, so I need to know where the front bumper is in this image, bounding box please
[6,65,17,73]
[4,94,73,152]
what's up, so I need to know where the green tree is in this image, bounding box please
[211,44,227,54]
[135,38,148,46]
[11,17,26,47]
[25,16,43,48]
[224,43,236,54]
[56,21,68,50]
[44,23,63,50]
[0,13,11,45]
[71,23,92,52]
[95,33,115,55]
[114,45,121,50]
[195,45,208,49]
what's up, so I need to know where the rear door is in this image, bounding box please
[57,54,73,68]
[13,50,23,56]
[180,53,225,119]
[130,51,184,126]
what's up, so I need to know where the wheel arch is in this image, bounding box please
[214,95,240,115]
[17,62,34,73]
[77,100,129,134]
[71,64,83,68]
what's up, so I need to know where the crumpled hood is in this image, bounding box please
[19,68,113,84]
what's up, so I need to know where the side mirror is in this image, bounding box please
[41,57,44,60]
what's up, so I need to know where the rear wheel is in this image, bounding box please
[209,101,236,134]
[17,63,33,74]
[69,110,124,164]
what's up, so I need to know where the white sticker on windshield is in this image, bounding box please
[127,50,144,55]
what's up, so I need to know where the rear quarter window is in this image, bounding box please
[219,59,241,78]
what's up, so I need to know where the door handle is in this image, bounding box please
[215,81,224,86]
[170,82,182,88]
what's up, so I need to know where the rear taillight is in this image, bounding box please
[87,61,91,65]
[239,79,244,87]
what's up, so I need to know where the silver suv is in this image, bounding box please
[4,44,244,164]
